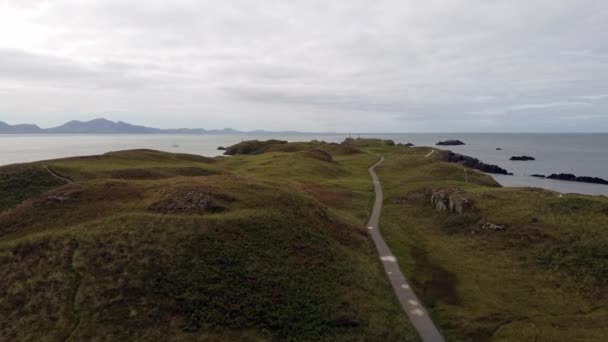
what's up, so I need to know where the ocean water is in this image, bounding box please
[1,133,607,196]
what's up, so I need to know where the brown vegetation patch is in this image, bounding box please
[0,182,145,238]
[302,184,354,209]
[110,167,217,180]
[110,169,166,180]
[322,220,366,249]
[148,186,234,214]
[394,187,431,206]
[303,149,334,162]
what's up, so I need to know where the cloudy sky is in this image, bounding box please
[0,0,607,132]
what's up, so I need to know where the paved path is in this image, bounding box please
[425,150,435,158]
[367,157,445,342]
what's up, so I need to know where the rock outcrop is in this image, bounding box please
[510,156,535,161]
[149,189,229,213]
[547,173,608,185]
[436,140,465,146]
[482,222,506,231]
[223,140,288,155]
[431,188,473,214]
[442,151,511,175]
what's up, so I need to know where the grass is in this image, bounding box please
[0,140,417,341]
[371,144,608,341]
[2,137,607,341]
[0,164,68,212]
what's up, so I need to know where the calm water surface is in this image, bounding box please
[1,133,607,196]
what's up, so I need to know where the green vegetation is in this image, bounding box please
[0,164,68,211]
[1,138,607,341]
[0,139,416,341]
[373,144,608,341]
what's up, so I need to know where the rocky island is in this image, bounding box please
[436,139,465,146]
[547,173,608,185]
[510,156,536,161]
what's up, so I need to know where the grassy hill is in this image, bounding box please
[1,138,607,341]
[373,144,608,341]
[0,141,416,341]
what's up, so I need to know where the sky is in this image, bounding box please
[0,0,607,132]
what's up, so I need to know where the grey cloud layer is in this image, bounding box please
[0,0,606,131]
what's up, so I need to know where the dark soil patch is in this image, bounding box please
[410,247,460,307]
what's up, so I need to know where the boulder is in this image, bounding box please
[481,222,506,231]
[510,156,535,161]
[217,146,227,150]
[436,140,465,146]
[47,192,72,203]
[430,188,473,214]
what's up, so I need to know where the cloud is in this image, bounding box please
[0,0,607,132]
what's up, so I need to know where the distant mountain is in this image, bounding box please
[0,121,42,134]
[44,118,160,134]
[0,118,247,134]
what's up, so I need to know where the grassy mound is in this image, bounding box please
[0,149,416,341]
[223,140,288,155]
[0,164,68,212]
[374,145,608,341]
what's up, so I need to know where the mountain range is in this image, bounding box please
[0,118,269,134]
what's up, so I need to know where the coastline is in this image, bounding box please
[1,133,608,196]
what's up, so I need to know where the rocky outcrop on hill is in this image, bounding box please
[482,222,506,231]
[431,188,473,214]
[547,173,608,185]
[510,156,535,161]
[436,139,465,146]
[148,187,234,214]
[442,151,511,175]
[223,140,288,155]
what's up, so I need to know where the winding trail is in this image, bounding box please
[367,157,445,342]
[44,166,73,183]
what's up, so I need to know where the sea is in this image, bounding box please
[1,133,607,197]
